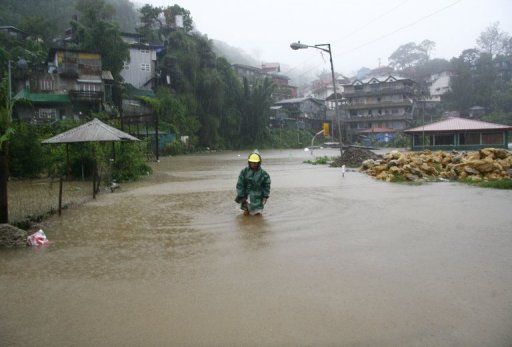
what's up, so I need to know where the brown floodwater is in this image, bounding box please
[1,149,512,346]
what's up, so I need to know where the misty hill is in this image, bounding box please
[211,39,260,67]
[0,0,137,35]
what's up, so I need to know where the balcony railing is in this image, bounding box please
[343,100,413,110]
[341,113,413,122]
[69,90,103,101]
[342,85,415,97]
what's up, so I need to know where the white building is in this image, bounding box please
[120,33,161,90]
[428,71,452,102]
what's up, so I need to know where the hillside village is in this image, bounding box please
[2,15,512,154]
[2,2,512,345]
[0,0,511,205]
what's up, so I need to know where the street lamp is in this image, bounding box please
[290,41,343,156]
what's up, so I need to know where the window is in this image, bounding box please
[38,108,57,119]
[141,63,150,71]
[459,132,480,145]
[481,132,503,144]
[139,49,150,54]
[434,134,454,145]
[40,80,54,91]
[78,83,100,92]
[123,62,129,70]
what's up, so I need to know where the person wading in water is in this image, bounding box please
[235,151,271,216]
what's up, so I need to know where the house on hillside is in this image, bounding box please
[341,75,418,139]
[0,26,28,41]
[233,63,296,100]
[14,48,110,123]
[308,73,349,100]
[261,62,280,73]
[271,97,326,130]
[427,71,451,102]
[404,117,511,151]
[232,64,265,83]
[269,73,297,101]
[120,32,163,90]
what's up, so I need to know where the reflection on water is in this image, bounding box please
[235,214,271,250]
[1,149,512,346]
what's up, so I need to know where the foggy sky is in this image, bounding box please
[145,0,512,77]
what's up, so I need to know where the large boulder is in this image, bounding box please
[0,224,27,248]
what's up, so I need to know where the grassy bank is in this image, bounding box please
[460,178,512,189]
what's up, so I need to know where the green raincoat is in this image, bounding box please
[235,165,271,212]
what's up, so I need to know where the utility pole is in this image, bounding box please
[291,42,343,156]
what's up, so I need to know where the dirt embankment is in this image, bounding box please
[360,148,512,182]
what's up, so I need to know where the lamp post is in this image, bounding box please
[290,41,343,156]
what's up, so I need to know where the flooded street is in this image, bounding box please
[1,149,512,346]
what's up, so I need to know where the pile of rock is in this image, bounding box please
[0,224,27,248]
[330,147,381,168]
[361,148,512,182]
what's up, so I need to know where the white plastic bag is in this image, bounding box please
[27,229,49,246]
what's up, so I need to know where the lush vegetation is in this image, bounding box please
[7,118,151,181]
[136,4,275,150]
[0,0,279,181]
[303,156,331,165]
[2,0,512,181]
[460,178,512,190]
[387,22,512,126]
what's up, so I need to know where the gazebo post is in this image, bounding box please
[66,143,71,179]
[42,118,140,201]
[92,146,97,199]
[154,112,159,161]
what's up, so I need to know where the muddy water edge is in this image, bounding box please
[1,149,512,346]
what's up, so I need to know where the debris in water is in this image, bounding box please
[330,147,381,168]
[27,229,49,247]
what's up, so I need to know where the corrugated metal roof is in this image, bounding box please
[359,127,397,133]
[123,83,156,99]
[405,117,512,133]
[102,70,114,80]
[14,89,71,104]
[274,97,323,105]
[348,75,411,86]
[42,118,139,144]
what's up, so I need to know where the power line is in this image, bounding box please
[290,0,465,82]
[335,0,410,44]
[336,0,465,57]
[284,0,410,76]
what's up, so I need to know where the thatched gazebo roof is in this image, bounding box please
[42,118,139,144]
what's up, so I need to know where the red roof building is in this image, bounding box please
[404,117,512,150]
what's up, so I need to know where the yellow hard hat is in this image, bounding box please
[248,153,261,163]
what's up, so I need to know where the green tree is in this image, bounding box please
[240,77,274,147]
[136,3,275,150]
[388,40,435,71]
[71,0,129,78]
[136,4,163,42]
[18,16,57,46]
[477,22,510,57]
[163,5,194,32]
